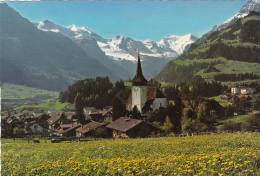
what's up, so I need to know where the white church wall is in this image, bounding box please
[132,86,147,112]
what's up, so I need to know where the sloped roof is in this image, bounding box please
[56,124,81,134]
[76,121,105,134]
[132,53,147,86]
[47,112,63,125]
[106,117,143,132]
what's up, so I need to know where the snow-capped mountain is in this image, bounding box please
[34,20,197,80]
[97,34,197,61]
[36,20,197,62]
[207,0,260,35]
[240,0,260,14]
[157,34,197,55]
[37,20,106,42]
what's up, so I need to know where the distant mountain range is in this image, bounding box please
[37,20,196,59]
[0,3,196,90]
[157,0,260,84]
[35,20,196,76]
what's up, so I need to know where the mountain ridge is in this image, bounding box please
[36,20,197,62]
[0,3,118,90]
[157,9,260,84]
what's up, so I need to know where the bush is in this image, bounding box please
[241,113,260,131]
[221,121,241,132]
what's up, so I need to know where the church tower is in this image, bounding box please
[131,53,148,112]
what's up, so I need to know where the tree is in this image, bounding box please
[167,103,182,133]
[162,116,173,133]
[112,97,126,121]
[179,83,201,113]
[132,106,141,119]
[59,77,116,109]
[241,113,260,131]
[74,92,85,123]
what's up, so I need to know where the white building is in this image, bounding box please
[231,87,240,95]
[231,87,256,95]
[240,87,255,95]
[130,53,167,112]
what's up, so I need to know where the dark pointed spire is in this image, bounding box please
[132,52,147,86]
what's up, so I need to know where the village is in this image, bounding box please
[2,54,259,142]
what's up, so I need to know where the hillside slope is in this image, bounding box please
[0,3,117,90]
[157,12,260,84]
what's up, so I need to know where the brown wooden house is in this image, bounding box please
[106,117,160,138]
[53,123,81,137]
[47,112,70,130]
[76,121,111,138]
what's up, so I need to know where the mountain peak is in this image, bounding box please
[204,0,260,37]
[67,24,90,33]
[239,0,260,14]
[37,20,61,33]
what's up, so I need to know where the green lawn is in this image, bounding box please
[1,83,58,100]
[15,100,72,112]
[2,133,260,175]
[210,95,231,107]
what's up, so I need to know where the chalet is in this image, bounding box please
[76,121,111,138]
[47,112,70,130]
[53,123,81,137]
[25,121,48,136]
[83,107,97,116]
[106,117,160,138]
[6,117,24,128]
[240,87,256,95]
[89,110,112,122]
[142,88,167,113]
[35,113,50,129]
[1,119,12,137]
[231,86,256,95]
[231,87,240,95]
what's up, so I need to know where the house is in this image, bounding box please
[128,52,168,112]
[142,88,168,113]
[1,119,12,137]
[89,109,113,122]
[47,112,70,130]
[106,117,160,138]
[25,121,48,136]
[6,116,24,128]
[76,121,111,138]
[83,107,97,116]
[53,123,81,137]
[231,87,240,95]
[35,113,50,129]
[231,86,256,95]
[240,87,255,95]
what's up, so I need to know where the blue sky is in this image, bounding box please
[8,0,245,40]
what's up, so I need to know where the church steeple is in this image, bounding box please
[132,52,147,86]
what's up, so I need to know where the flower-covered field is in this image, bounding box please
[2,133,260,176]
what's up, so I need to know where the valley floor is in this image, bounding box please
[2,132,260,175]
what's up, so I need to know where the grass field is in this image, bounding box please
[15,100,72,112]
[2,133,260,176]
[158,57,260,84]
[1,83,58,100]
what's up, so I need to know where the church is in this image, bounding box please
[127,53,168,113]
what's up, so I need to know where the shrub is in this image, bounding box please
[221,121,241,132]
[241,113,260,131]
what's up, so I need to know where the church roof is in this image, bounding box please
[132,53,147,86]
